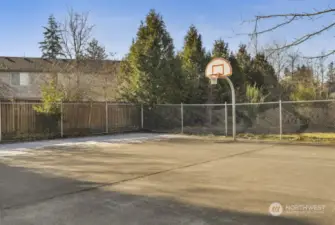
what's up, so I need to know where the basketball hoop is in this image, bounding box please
[209,74,219,85]
[205,57,236,141]
[205,58,232,85]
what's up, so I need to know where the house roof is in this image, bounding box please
[0,56,120,73]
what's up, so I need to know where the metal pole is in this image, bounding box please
[225,101,228,137]
[279,100,282,140]
[60,102,63,138]
[181,103,184,133]
[141,104,144,129]
[105,101,108,133]
[12,101,15,131]
[225,77,236,140]
[0,101,2,142]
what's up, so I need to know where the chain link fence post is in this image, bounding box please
[0,206,3,225]
[12,101,15,131]
[0,101,2,142]
[279,100,282,140]
[225,102,228,136]
[141,104,144,129]
[105,101,108,133]
[60,101,63,138]
[181,103,184,133]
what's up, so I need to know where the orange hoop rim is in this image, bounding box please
[207,73,227,79]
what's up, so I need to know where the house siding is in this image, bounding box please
[0,72,47,99]
[0,57,120,101]
[0,71,118,101]
[57,72,118,101]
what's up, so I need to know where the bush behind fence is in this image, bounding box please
[0,100,334,142]
[142,100,335,136]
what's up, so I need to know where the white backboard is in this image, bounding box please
[205,58,232,78]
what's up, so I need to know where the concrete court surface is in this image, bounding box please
[0,134,335,225]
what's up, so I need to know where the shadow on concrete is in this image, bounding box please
[0,162,319,225]
[0,162,102,209]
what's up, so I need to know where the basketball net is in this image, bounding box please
[209,74,224,85]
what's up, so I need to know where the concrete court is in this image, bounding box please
[0,135,334,225]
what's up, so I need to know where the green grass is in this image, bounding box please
[180,132,335,144]
[237,133,335,143]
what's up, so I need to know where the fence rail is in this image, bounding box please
[0,99,334,142]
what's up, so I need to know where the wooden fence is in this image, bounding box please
[0,102,141,142]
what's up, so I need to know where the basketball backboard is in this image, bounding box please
[205,58,232,78]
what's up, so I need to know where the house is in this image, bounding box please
[0,56,120,101]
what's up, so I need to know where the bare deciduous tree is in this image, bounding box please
[250,7,335,58]
[264,41,288,80]
[85,39,108,60]
[60,8,94,59]
[317,51,326,87]
[98,55,119,101]
[287,50,300,77]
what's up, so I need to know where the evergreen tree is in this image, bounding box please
[233,44,252,99]
[179,25,208,103]
[211,39,230,103]
[236,44,252,76]
[212,39,229,59]
[85,39,108,60]
[250,54,276,87]
[250,53,278,100]
[117,10,181,104]
[229,52,245,100]
[39,15,63,59]
[235,45,278,100]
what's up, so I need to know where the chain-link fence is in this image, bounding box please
[235,102,280,136]
[183,104,228,135]
[282,100,335,134]
[143,105,182,133]
[1,100,335,142]
[141,100,335,138]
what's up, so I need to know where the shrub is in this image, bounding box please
[33,80,63,115]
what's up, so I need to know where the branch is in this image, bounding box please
[252,7,335,36]
[255,16,297,35]
[304,49,335,59]
[60,19,72,59]
[60,8,94,59]
[265,22,335,57]
[256,8,335,20]
[282,22,335,48]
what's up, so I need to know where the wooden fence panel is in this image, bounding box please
[1,102,61,141]
[63,103,103,136]
[0,102,141,142]
[107,104,141,133]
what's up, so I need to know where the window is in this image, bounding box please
[11,73,20,85]
[10,73,29,86]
